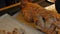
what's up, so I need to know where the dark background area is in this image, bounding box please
[0,0,21,16]
[0,0,53,16]
[0,0,20,8]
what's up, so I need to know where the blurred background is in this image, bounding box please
[0,0,54,16]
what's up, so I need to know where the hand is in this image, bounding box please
[0,28,24,34]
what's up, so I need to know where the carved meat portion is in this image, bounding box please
[21,0,60,34]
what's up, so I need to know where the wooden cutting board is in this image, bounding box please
[0,14,24,32]
[0,14,44,34]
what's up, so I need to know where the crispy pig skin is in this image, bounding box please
[21,1,60,34]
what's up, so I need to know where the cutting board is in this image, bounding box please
[0,14,44,34]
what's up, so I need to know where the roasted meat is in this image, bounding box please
[21,0,60,34]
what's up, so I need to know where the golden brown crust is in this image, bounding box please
[21,1,60,34]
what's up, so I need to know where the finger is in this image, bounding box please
[19,28,25,34]
[0,30,1,34]
[13,28,18,34]
[2,30,6,34]
[0,30,3,34]
[7,32,12,34]
[0,30,6,34]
